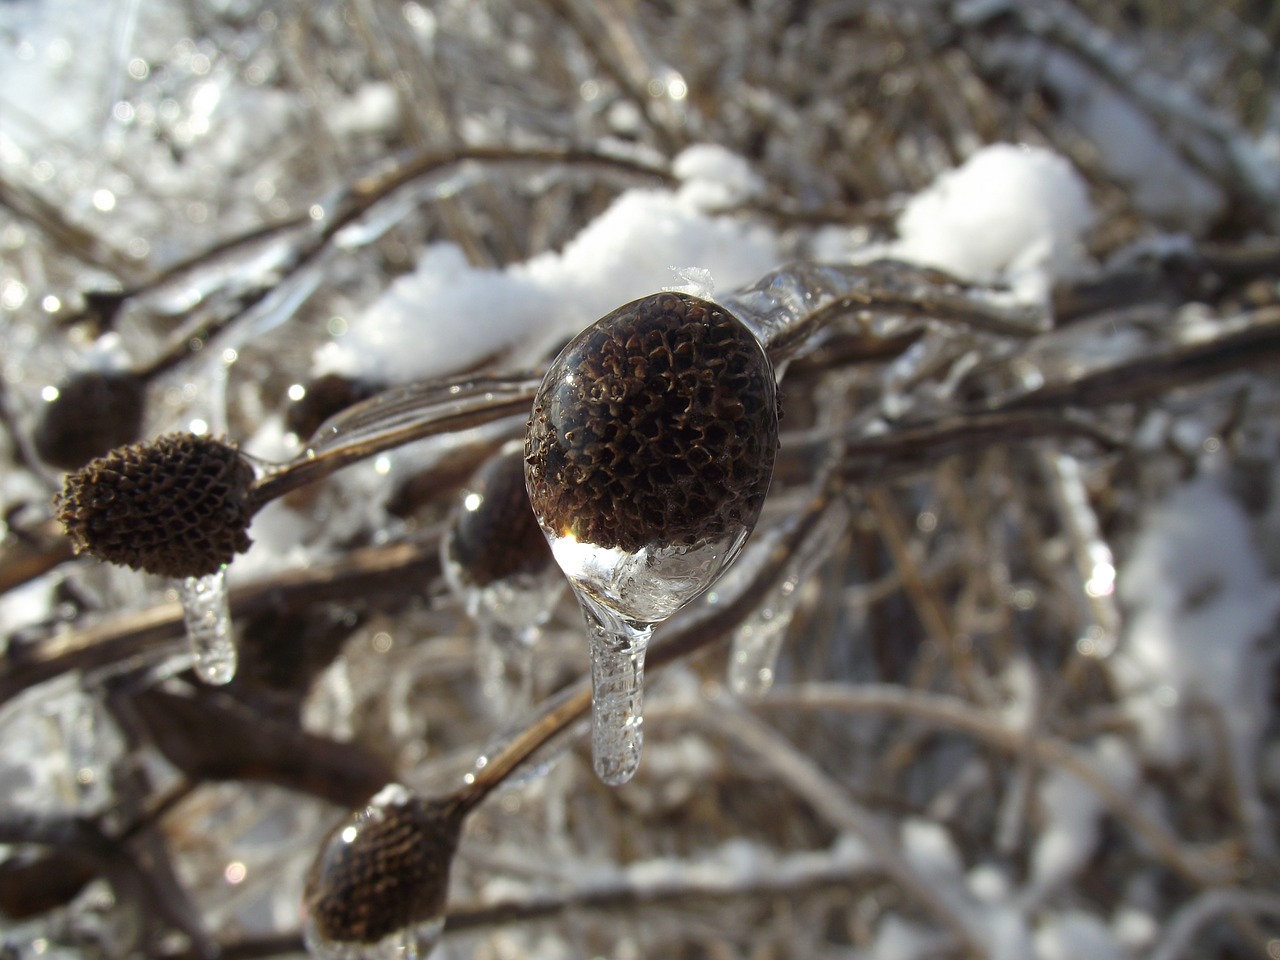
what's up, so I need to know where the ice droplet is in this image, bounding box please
[177,567,236,685]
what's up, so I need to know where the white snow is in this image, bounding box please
[893,143,1094,301]
[901,817,965,879]
[1035,910,1131,960]
[1027,736,1137,901]
[1109,477,1280,855]
[671,144,765,208]
[313,147,779,383]
[1031,51,1226,231]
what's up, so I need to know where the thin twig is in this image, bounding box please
[1146,889,1280,960]
[754,683,1233,887]
[693,696,988,957]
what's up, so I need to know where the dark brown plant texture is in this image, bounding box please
[525,292,778,554]
[54,433,255,579]
[304,791,465,946]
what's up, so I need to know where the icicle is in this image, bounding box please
[580,593,654,785]
[177,566,237,685]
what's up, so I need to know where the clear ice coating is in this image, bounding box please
[716,260,1045,364]
[550,531,750,785]
[525,292,780,785]
[177,566,237,685]
[304,919,444,960]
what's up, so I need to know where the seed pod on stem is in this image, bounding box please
[54,432,255,684]
[442,442,562,717]
[525,291,779,784]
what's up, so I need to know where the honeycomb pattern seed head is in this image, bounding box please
[54,432,255,579]
[304,790,464,945]
[525,292,779,554]
[446,448,553,589]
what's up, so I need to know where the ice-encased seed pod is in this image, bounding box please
[524,292,779,785]
[525,291,779,556]
[303,784,465,958]
[54,432,255,580]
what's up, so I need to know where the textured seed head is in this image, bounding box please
[304,789,464,946]
[446,448,553,589]
[525,292,778,554]
[54,433,255,579]
[34,370,146,470]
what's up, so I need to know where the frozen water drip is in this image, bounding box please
[178,567,237,685]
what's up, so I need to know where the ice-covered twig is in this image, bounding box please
[0,538,441,706]
[969,305,1280,413]
[169,834,895,958]
[719,259,1047,363]
[0,811,217,959]
[445,836,880,930]
[65,145,674,332]
[249,373,541,507]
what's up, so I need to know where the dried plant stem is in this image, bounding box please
[0,537,440,706]
[693,697,987,957]
[72,144,674,336]
[0,812,216,958]
[1147,889,1280,960]
[248,376,541,508]
[755,683,1233,887]
[865,486,981,702]
[180,839,956,960]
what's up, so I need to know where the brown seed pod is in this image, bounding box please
[304,789,464,946]
[284,373,385,441]
[525,292,778,554]
[34,370,147,470]
[54,433,255,580]
[445,448,553,589]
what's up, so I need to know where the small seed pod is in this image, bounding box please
[54,433,255,579]
[284,373,385,441]
[304,787,464,948]
[525,292,779,554]
[445,447,553,590]
[34,370,147,470]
